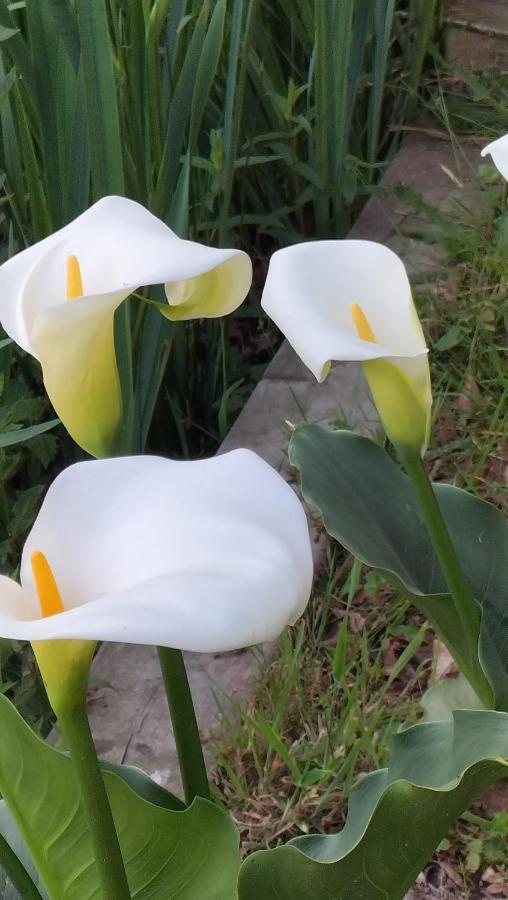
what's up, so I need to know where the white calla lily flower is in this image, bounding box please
[0,196,252,457]
[261,240,432,453]
[481,133,508,180]
[0,450,313,652]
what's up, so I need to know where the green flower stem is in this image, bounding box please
[59,701,131,899]
[157,647,210,804]
[399,448,492,707]
[0,832,42,899]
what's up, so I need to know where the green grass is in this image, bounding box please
[418,175,508,511]
[213,554,430,852]
[211,139,508,891]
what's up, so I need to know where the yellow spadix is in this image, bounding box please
[30,549,95,716]
[66,255,83,301]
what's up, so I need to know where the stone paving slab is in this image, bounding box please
[88,642,267,787]
[87,131,484,795]
[348,131,480,275]
[446,0,508,69]
[447,0,508,35]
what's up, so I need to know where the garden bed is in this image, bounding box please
[212,149,508,897]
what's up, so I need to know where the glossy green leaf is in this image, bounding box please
[99,758,186,811]
[0,696,239,899]
[238,710,508,900]
[0,802,46,898]
[289,425,508,710]
[420,675,484,724]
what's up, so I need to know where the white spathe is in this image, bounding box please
[261,240,428,379]
[261,240,432,452]
[481,133,508,181]
[0,196,252,354]
[0,197,252,457]
[0,451,313,653]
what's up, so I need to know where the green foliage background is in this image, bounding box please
[0,0,439,457]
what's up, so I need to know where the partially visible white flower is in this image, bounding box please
[0,450,313,652]
[261,240,431,453]
[481,133,508,180]
[0,197,252,457]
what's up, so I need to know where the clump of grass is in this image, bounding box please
[213,549,431,852]
[418,167,508,509]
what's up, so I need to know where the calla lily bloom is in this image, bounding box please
[0,450,312,707]
[261,240,432,454]
[0,197,252,458]
[481,133,508,180]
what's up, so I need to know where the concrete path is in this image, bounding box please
[446,0,508,68]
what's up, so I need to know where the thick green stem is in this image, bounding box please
[59,701,131,899]
[399,448,492,706]
[157,647,210,804]
[0,832,42,899]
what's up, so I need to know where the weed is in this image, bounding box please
[213,547,430,852]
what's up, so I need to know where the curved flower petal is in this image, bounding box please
[0,451,313,652]
[481,133,508,180]
[161,245,252,320]
[30,291,124,458]
[0,197,252,455]
[261,240,431,452]
[0,197,253,350]
[0,575,35,619]
[261,240,427,377]
[0,230,63,353]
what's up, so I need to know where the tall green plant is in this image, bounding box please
[0,0,440,457]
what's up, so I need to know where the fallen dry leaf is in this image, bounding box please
[434,640,460,679]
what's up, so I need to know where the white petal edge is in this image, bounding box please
[481,133,508,181]
[0,570,305,652]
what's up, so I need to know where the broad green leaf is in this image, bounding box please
[421,675,484,723]
[0,696,239,899]
[289,425,508,710]
[434,323,463,351]
[0,419,59,449]
[238,710,508,900]
[99,759,186,811]
[0,802,46,898]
